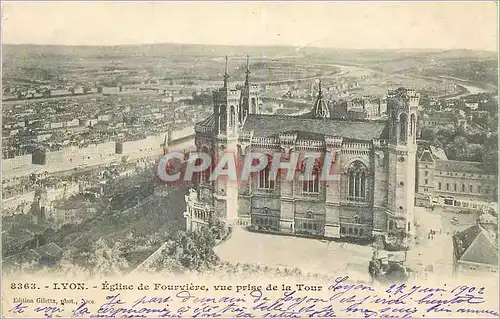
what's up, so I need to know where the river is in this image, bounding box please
[291,58,493,99]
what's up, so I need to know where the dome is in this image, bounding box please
[311,80,330,118]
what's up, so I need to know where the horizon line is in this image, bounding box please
[2,42,497,53]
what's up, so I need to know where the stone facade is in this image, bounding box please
[185,57,419,241]
[417,149,497,211]
[331,96,387,121]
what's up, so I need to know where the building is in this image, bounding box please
[331,96,387,121]
[464,102,479,110]
[453,214,498,276]
[359,96,387,118]
[331,99,349,119]
[3,243,63,269]
[417,148,497,211]
[51,199,97,228]
[184,56,419,241]
[347,107,367,121]
[422,111,467,128]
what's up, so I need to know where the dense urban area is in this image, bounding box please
[2,44,498,282]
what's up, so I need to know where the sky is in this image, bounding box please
[1,1,498,51]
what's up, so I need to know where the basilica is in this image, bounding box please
[184,56,418,241]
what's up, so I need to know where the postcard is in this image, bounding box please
[1,1,499,318]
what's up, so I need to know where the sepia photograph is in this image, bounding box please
[1,1,499,318]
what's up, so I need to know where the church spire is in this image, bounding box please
[223,55,229,89]
[311,79,330,119]
[245,55,251,86]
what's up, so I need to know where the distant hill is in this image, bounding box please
[3,44,496,86]
[2,43,304,60]
[424,49,497,60]
[3,43,496,61]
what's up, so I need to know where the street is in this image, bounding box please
[214,227,373,280]
[406,206,478,280]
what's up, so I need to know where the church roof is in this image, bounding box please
[196,114,215,128]
[429,146,448,160]
[435,159,487,174]
[242,114,387,141]
[453,224,498,266]
[419,150,435,163]
[312,98,330,118]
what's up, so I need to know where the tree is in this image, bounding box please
[162,229,221,273]
[420,127,437,144]
[57,250,91,278]
[482,148,498,174]
[445,136,468,160]
[85,238,129,276]
[208,215,228,240]
[150,242,184,273]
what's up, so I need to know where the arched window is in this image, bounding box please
[454,184,457,192]
[242,98,249,122]
[478,185,481,193]
[389,220,394,230]
[446,183,449,191]
[347,161,367,202]
[258,155,275,189]
[251,98,257,113]
[229,105,235,127]
[201,146,211,184]
[399,113,407,142]
[469,185,473,193]
[354,215,360,224]
[392,113,397,141]
[410,114,416,141]
[259,168,269,188]
[462,184,465,192]
[302,160,320,194]
[438,182,442,190]
[219,105,227,131]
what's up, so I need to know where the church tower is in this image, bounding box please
[386,87,418,237]
[213,56,240,136]
[211,56,240,224]
[239,55,261,123]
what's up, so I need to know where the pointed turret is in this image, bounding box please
[244,55,251,87]
[239,55,261,120]
[223,55,229,89]
[311,79,330,118]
